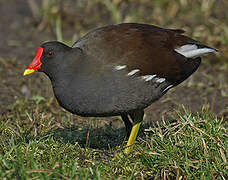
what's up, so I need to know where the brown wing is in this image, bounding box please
[73,23,202,85]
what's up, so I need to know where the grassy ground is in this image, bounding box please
[0,0,228,179]
[1,102,227,179]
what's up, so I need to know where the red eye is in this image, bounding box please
[48,51,54,56]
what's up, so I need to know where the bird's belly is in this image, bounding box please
[54,78,168,117]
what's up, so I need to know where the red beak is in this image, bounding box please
[23,47,43,76]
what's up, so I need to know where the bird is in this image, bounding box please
[23,23,216,154]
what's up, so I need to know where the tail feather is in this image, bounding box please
[174,44,217,58]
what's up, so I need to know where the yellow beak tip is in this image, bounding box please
[23,69,35,76]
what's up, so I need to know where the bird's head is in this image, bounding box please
[23,41,73,76]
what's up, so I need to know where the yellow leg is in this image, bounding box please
[124,122,142,154]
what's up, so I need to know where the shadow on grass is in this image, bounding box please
[44,122,155,150]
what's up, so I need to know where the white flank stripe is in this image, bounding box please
[155,78,166,83]
[115,65,127,70]
[175,44,216,58]
[163,85,173,92]
[141,75,156,81]
[127,69,140,76]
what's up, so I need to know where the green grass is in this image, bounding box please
[0,99,227,179]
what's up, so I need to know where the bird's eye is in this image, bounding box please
[48,51,54,57]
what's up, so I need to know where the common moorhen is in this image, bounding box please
[24,23,216,154]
